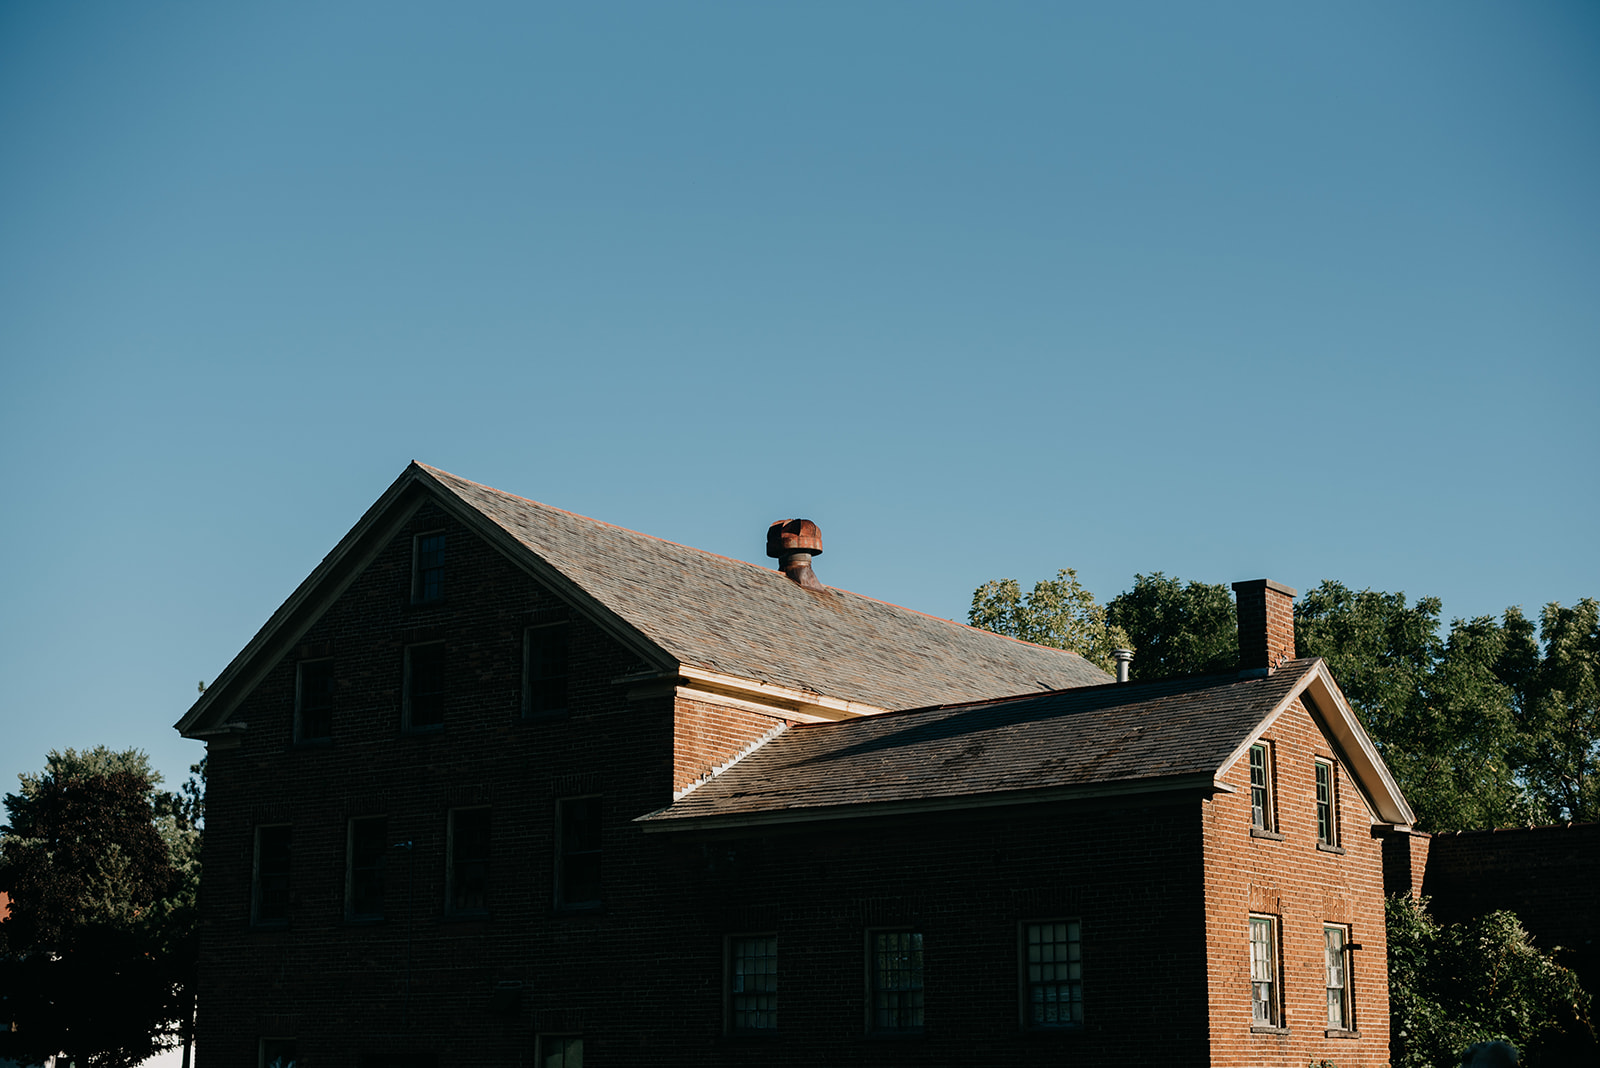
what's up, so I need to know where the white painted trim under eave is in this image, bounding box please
[674,665,890,722]
[1216,659,1416,828]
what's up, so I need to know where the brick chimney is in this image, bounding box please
[1232,579,1297,676]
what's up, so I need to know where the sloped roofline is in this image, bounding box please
[1216,658,1416,828]
[175,463,677,737]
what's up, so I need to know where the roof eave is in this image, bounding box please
[635,770,1225,833]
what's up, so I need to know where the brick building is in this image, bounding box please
[176,464,1415,1066]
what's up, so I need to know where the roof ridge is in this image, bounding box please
[416,462,1092,660]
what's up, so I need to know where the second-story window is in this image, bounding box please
[869,930,925,1033]
[1249,744,1274,832]
[253,825,292,926]
[523,623,569,718]
[346,816,386,921]
[404,642,446,730]
[728,935,778,1032]
[448,807,491,915]
[1315,760,1338,847]
[413,532,445,603]
[1249,915,1280,1027]
[295,659,334,742]
[556,796,602,909]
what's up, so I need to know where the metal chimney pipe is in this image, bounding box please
[1113,648,1133,683]
[767,519,825,591]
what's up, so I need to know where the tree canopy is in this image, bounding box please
[0,747,202,1068]
[967,568,1131,675]
[1104,572,1237,680]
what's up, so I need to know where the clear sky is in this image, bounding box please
[2,1,1597,802]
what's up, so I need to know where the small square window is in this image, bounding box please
[1249,744,1274,832]
[556,796,602,909]
[869,930,924,1033]
[253,825,291,925]
[404,642,446,730]
[260,1038,297,1068]
[447,807,491,915]
[537,1035,582,1068]
[728,935,778,1032]
[523,623,569,718]
[1022,920,1083,1028]
[1316,760,1338,846]
[1325,924,1352,1030]
[346,816,386,921]
[1249,915,1280,1027]
[413,532,445,603]
[295,658,335,742]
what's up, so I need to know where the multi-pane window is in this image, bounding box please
[870,931,924,1033]
[538,1036,582,1068]
[253,825,291,925]
[448,807,491,914]
[557,797,602,908]
[1249,744,1273,831]
[295,658,335,742]
[1023,921,1083,1028]
[523,623,569,718]
[729,935,778,1032]
[1316,760,1338,846]
[404,642,445,730]
[1325,925,1351,1029]
[347,816,386,921]
[260,1038,297,1068]
[413,532,445,603]
[1249,916,1279,1026]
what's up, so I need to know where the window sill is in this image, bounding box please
[1325,1028,1361,1039]
[1250,1025,1291,1035]
[1249,828,1285,841]
[1316,842,1346,854]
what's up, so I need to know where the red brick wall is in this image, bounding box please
[1202,696,1392,1067]
[1234,580,1297,673]
[674,698,789,795]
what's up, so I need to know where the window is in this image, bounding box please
[1249,915,1280,1027]
[1316,759,1338,847]
[556,796,602,908]
[728,935,778,1032]
[523,623,569,717]
[447,807,490,915]
[253,825,291,925]
[347,816,386,921]
[413,532,445,603]
[869,930,924,1033]
[404,642,445,730]
[295,658,334,742]
[1325,925,1352,1030]
[1022,920,1083,1028]
[260,1039,296,1068]
[1249,744,1274,831]
[537,1036,582,1068]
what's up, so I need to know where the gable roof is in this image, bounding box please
[639,657,1416,830]
[177,463,1107,736]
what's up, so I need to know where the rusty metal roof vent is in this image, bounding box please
[767,519,825,591]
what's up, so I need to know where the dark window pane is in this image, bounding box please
[450,808,490,913]
[731,936,778,1031]
[559,798,601,906]
[298,659,334,741]
[349,817,386,920]
[871,931,924,1031]
[1025,921,1083,1027]
[256,826,291,923]
[1250,746,1270,830]
[524,624,569,717]
[407,644,445,728]
[416,533,445,602]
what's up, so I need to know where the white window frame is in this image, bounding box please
[1325,923,1353,1031]
[1249,914,1281,1028]
[1315,759,1339,847]
[867,928,925,1033]
[726,933,779,1033]
[1020,919,1083,1029]
[1249,743,1275,832]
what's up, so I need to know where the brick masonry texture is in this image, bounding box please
[191,483,1406,1066]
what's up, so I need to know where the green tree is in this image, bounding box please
[0,748,201,1068]
[1105,572,1237,680]
[968,568,1132,674]
[1387,895,1595,1067]
[1510,600,1600,824]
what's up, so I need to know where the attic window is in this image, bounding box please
[523,623,569,718]
[1249,744,1274,832]
[1315,760,1338,847]
[404,642,446,730]
[413,532,445,603]
[295,659,334,742]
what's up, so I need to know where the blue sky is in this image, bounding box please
[2,1,1596,797]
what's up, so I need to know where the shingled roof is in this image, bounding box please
[417,464,1109,710]
[639,657,1414,828]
